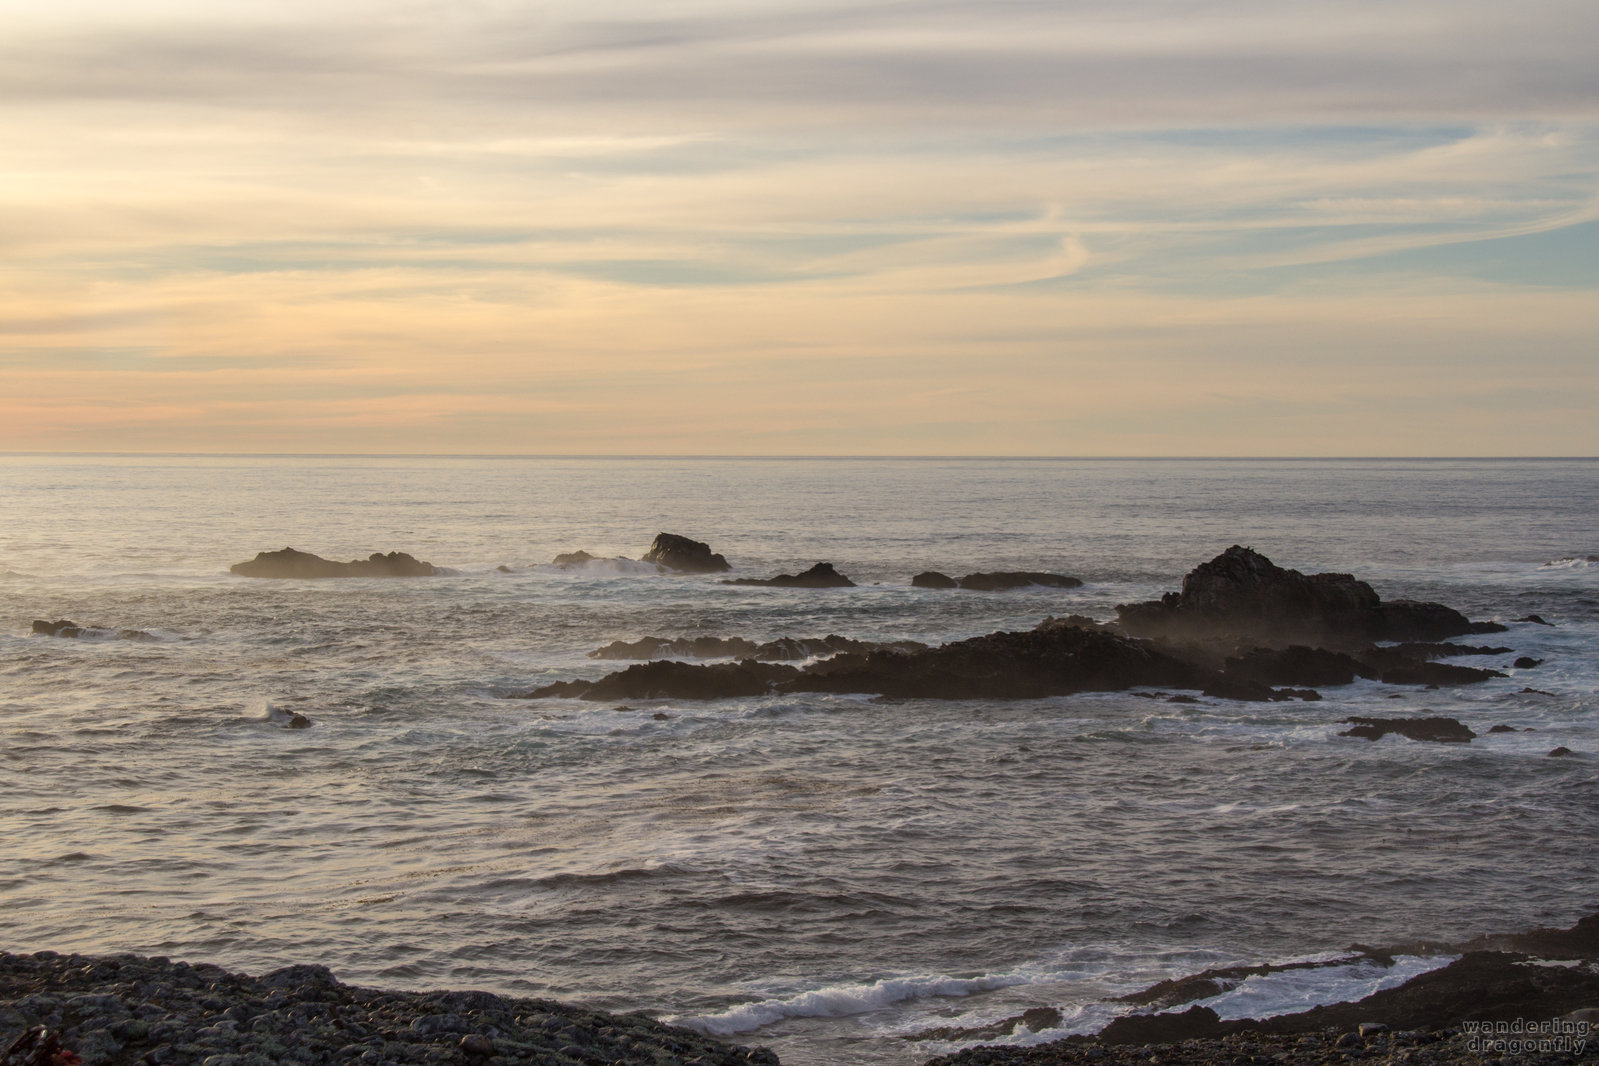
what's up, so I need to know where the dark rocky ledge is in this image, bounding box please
[1116,545,1507,648]
[723,563,855,588]
[0,951,776,1066]
[641,533,730,574]
[230,548,441,579]
[589,634,929,661]
[1339,716,1478,743]
[513,548,1527,707]
[919,911,1599,1066]
[31,619,158,642]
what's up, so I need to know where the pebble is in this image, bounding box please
[1,950,777,1066]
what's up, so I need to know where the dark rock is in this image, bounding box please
[229,548,440,579]
[1549,746,1574,757]
[589,634,926,661]
[1223,645,1365,687]
[640,533,729,574]
[1098,1004,1226,1045]
[1277,688,1322,701]
[956,572,1084,591]
[1518,614,1555,626]
[907,1006,1064,1042]
[551,550,596,566]
[30,619,157,642]
[1116,546,1503,647]
[724,562,855,588]
[1488,724,1518,733]
[1339,716,1476,743]
[590,636,763,660]
[912,571,958,589]
[1166,694,1201,704]
[582,660,800,701]
[533,618,1210,702]
[1513,656,1544,669]
[750,634,926,660]
[790,617,1207,700]
[1386,641,1513,658]
[31,619,77,637]
[1358,655,1504,686]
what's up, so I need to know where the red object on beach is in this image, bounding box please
[0,1027,82,1066]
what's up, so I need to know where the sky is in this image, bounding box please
[2,0,1596,455]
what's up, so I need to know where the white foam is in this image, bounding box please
[675,971,1037,1036]
[531,558,667,577]
[1196,954,1457,1020]
[1540,556,1597,570]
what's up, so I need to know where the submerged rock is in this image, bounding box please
[31,619,158,642]
[1339,716,1477,743]
[912,571,958,589]
[230,547,441,579]
[641,533,730,574]
[724,562,855,588]
[1117,545,1505,647]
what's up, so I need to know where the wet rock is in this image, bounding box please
[1116,546,1504,647]
[1355,647,1505,686]
[791,617,1207,700]
[551,550,596,566]
[1223,645,1365,687]
[229,548,440,579]
[1518,614,1555,626]
[1514,656,1544,669]
[640,533,730,574]
[30,620,157,642]
[563,660,800,701]
[1549,746,1575,757]
[724,562,855,588]
[1097,1005,1226,1045]
[1338,716,1476,743]
[956,572,1084,591]
[1488,724,1518,733]
[912,571,958,589]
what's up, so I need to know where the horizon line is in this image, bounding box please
[2,452,1597,462]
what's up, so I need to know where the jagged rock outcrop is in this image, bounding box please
[723,562,855,588]
[640,533,730,574]
[31,619,158,642]
[1339,716,1477,743]
[230,548,440,579]
[588,634,929,661]
[1117,545,1505,647]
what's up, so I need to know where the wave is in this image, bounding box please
[675,971,1037,1036]
[1192,953,1457,1021]
[1540,555,1597,570]
[528,558,667,577]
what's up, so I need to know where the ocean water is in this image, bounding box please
[2,455,1596,1065]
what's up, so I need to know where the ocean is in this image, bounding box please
[2,455,1595,1065]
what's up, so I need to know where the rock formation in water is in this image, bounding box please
[723,562,855,588]
[31,619,158,642]
[589,634,928,661]
[640,533,730,574]
[912,571,958,589]
[1116,545,1506,647]
[230,548,441,579]
[1338,716,1477,743]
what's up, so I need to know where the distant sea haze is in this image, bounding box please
[2,456,1595,1066]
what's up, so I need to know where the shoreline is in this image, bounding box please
[6,913,1597,1066]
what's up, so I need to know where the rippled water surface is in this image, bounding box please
[2,457,1597,1065]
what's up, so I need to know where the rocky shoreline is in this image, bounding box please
[7,913,1595,1065]
[0,953,777,1066]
